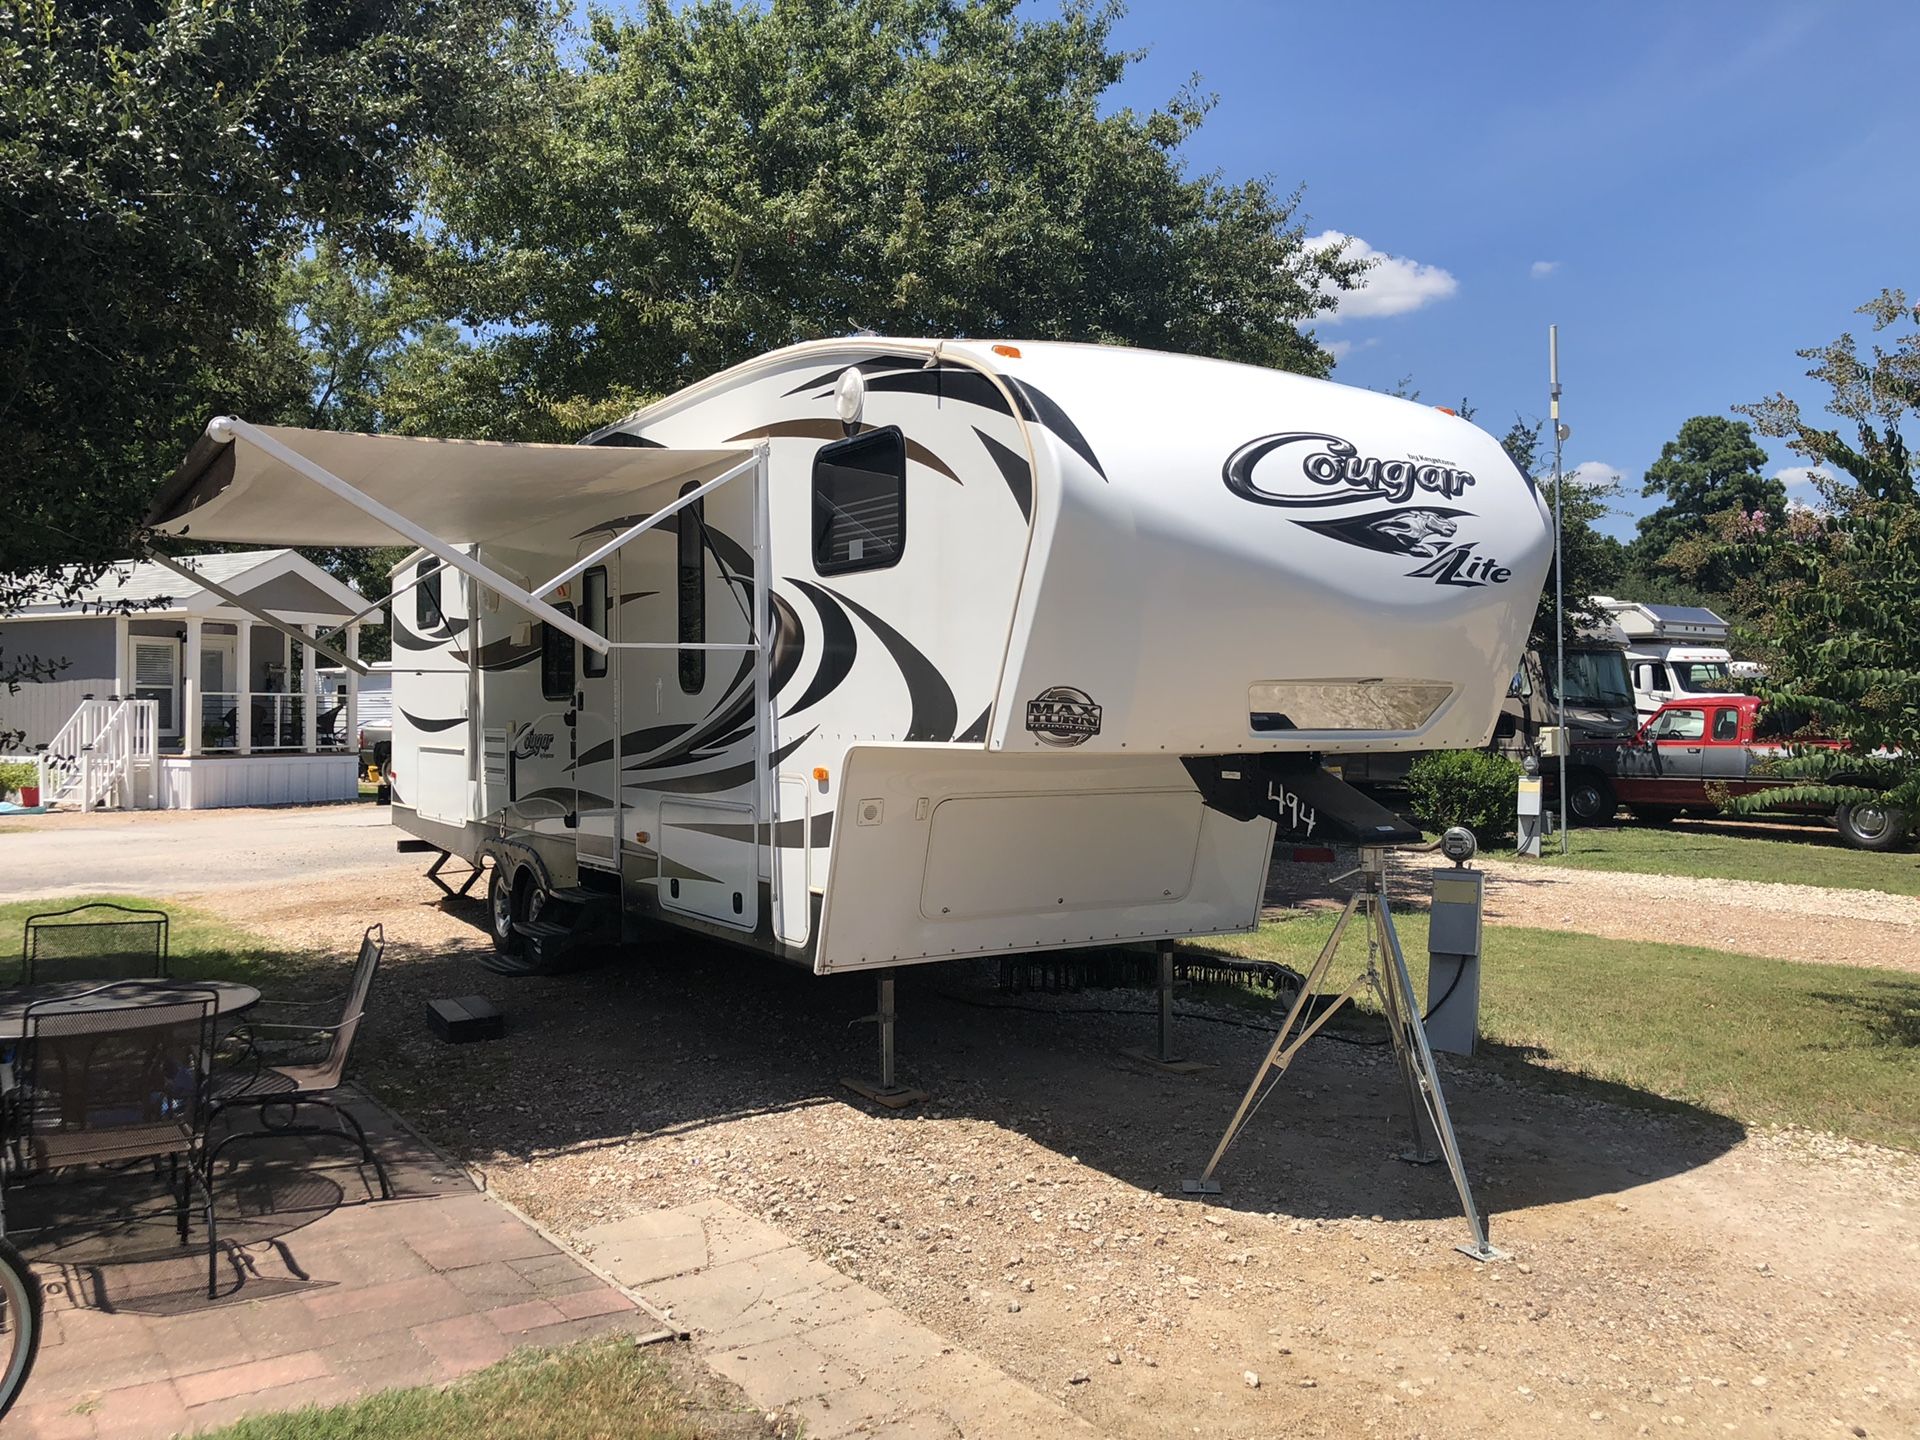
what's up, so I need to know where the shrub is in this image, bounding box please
[0,759,39,795]
[1405,750,1521,842]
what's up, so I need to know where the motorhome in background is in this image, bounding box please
[149,337,1554,977]
[1593,596,1748,722]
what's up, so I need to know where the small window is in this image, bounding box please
[813,427,906,575]
[541,601,576,702]
[1651,708,1705,741]
[1712,707,1740,742]
[582,568,609,679]
[678,484,705,694]
[417,557,444,630]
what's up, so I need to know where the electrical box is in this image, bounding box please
[1537,725,1568,757]
[1425,868,1484,1056]
[1515,775,1543,858]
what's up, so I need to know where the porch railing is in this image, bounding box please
[195,692,351,753]
[38,698,160,810]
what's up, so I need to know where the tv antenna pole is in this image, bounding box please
[1550,325,1568,855]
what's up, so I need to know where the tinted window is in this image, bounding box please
[582,567,609,679]
[417,557,444,630]
[541,602,576,702]
[678,484,705,694]
[1651,708,1705,741]
[1712,707,1740,741]
[813,427,906,574]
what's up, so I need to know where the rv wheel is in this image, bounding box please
[486,864,523,957]
[1566,774,1616,826]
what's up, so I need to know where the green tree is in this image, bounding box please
[0,0,552,622]
[1498,418,1625,650]
[1630,415,1784,584]
[1726,289,1920,841]
[409,0,1365,438]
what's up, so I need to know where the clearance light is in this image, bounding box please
[992,344,1022,359]
[1434,406,1456,416]
[812,767,829,783]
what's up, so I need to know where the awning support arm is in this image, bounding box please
[146,549,368,676]
[533,452,762,602]
[207,416,610,655]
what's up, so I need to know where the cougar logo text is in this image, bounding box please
[1224,432,1476,509]
[512,727,556,760]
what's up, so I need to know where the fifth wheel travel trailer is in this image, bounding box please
[147,337,1554,985]
[147,337,1554,1259]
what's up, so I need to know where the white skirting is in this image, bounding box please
[157,754,359,810]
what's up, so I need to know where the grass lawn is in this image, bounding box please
[1205,908,1920,1152]
[193,1339,713,1440]
[0,894,324,993]
[1521,822,1920,897]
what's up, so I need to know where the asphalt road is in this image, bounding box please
[0,803,418,900]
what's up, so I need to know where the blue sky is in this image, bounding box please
[1099,0,1920,539]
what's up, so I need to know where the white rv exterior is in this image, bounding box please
[152,338,1554,975]
[1592,596,1745,722]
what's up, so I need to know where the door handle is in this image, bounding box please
[1685,746,1701,754]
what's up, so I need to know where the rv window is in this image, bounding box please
[582,567,609,679]
[541,601,576,702]
[417,557,444,631]
[677,483,705,694]
[812,427,905,575]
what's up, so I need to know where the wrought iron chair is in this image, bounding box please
[207,926,389,1198]
[4,984,221,1297]
[20,903,169,986]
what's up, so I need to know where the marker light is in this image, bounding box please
[812,767,829,783]
[991,344,1022,358]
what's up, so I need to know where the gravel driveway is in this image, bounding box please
[0,803,410,899]
[167,865,1919,1440]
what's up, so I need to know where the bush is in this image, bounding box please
[1405,750,1521,842]
[0,760,39,794]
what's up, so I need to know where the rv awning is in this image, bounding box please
[147,420,750,548]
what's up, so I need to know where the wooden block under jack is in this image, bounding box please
[841,1076,928,1109]
[1119,1047,1212,1075]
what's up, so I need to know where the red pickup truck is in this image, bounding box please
[1567,694,1907,851]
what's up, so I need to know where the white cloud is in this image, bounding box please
[1566,460,1621,490]
[1306,231,1458,323]
[1530,260,1561,279]
[1322,337,1378,364]
[1774,465,1835,495]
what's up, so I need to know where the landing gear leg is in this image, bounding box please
[1122,941,1210,1074]
[844,969,926,1110]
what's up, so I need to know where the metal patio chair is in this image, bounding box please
[4,984,221,1297]
[20,903,169,986]
[207,925,389,1199]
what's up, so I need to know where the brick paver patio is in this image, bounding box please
[7,1096,665,1438]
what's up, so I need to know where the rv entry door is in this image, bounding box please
[574,558,620,871]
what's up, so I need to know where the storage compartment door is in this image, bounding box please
[920,790,1202,920]
[659,798,760,932]
[415,745,472,825]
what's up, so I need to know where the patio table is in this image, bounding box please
[0,980,260,1041]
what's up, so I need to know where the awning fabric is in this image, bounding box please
[147,422,751,548]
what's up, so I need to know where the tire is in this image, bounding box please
[1837,800,1909,852]
[1566,773,1616,826]
[0,1236,44,1422]
[1628,804,1686,825]
[486,862,523,957]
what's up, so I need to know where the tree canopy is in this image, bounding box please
[0,0,551,610]
[402,0,1364,440]
[1495,416,1625,650]
[1628,415,1784,588]
[1726,290,1920,831]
